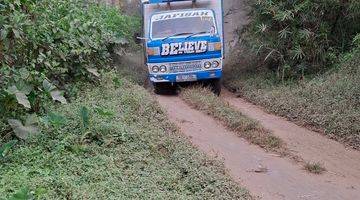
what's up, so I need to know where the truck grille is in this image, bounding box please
[169,61,202,73]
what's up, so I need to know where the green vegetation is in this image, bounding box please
[225,47,360,150]
[1,1,251,198]
[0,73,251,199]
[226,0,360,149]
[304,162,326,174]
[0,0,140,140]
[244,0,360,78]
[180,87,285,154]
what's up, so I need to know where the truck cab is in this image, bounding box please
[141,0,224,94]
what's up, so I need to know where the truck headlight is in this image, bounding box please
[147,47,160,56]
[160,65,167,72]
[208,42,222,51]
[204,61,211,69]
[152,65,159,73]
[212,61,220,68]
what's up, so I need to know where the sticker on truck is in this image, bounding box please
[152,10,212,21]
[161,41,208,56]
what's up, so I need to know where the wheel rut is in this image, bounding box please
[222,90,360,182]
[156,94,360,200]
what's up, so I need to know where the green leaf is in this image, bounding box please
[34,187,47,198]
[86,68,100,77]
[42,112,66,127]
[1,29,8,40]
[8,118,39,140]
[50,90,67,104]
[353,34,360,47]
[42,79,56,93]
[257,23,268,33]
[278,27,291,39]
[43,79,67,104]
[12,29,21,39]
[9,187,32,200]
[95,107,115,117]
[6,86,31,108]
[0,140,17,158]
[291,45,305,60]
[80,106,90,129]
[25,114,38,126]
[7,86,18,94]
[19,68,30,79]
[15,91,31,109]
[112,77,123,88]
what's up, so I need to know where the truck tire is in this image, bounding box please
[153,82,176,95]
[209,78,221,96]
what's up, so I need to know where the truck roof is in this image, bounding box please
[142,0,196,4]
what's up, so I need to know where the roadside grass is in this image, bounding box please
[180,86,286,154]
[223,50,360,150]
[304,162,326,174]
[0,72,251,199]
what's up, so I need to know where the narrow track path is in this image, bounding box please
[222,90,360,184]
[151,0,360,199]
[156,95,360,200]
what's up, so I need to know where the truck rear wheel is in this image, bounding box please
[153,82,176,95]
[209,78,221,96]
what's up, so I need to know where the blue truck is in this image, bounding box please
[140,0,225,94]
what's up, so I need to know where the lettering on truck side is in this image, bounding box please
[161,41,208,56]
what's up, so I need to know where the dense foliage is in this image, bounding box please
[0,73,250,199]
[244,0,360,79]
[0,0,140,140]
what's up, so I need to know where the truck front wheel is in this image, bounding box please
[153,82,176,95]
[209,78,221,96]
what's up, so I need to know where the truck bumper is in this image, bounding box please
[149,69,222,83]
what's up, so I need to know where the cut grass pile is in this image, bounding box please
[224,50,360,150]
[0,72,251,199]
[180,86,286,154]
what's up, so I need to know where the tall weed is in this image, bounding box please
[243,0,360,78]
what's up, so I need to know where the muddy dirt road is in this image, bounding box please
[154,0,360,199]
[157,95,360,200]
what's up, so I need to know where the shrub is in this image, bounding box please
[0,73,251,199]
[0,0,140,139]
[243,0,360,79]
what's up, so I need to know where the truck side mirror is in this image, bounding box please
[133,32,141,44]
[133,32,148,44]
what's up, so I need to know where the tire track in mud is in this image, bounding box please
[118,0,360,199]
[156,94,360,200]
[154,0,360,199]
[222,90,360,181]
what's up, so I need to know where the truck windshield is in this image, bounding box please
[151,10,216,39]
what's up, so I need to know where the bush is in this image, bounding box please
[0,0,140,138]
[0,73,251,199]
[243,0,360,79]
